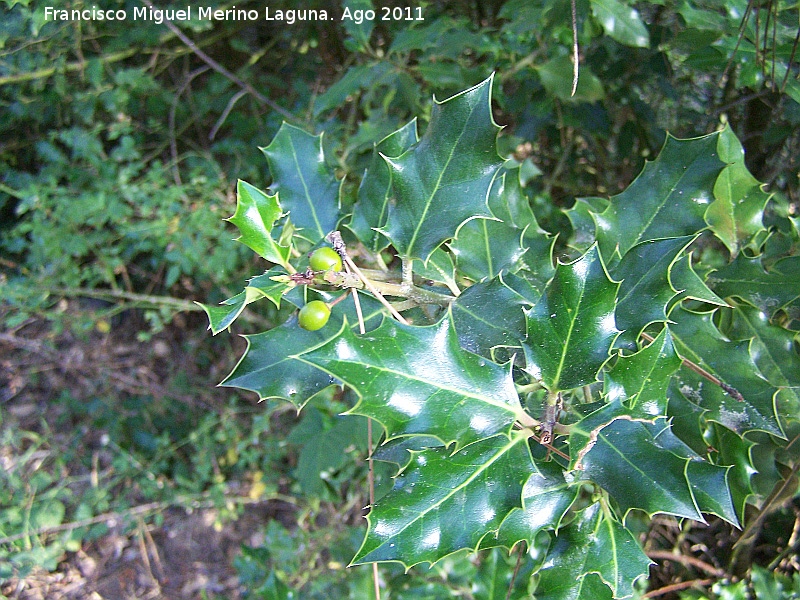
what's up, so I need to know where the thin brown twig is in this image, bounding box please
[570,0,579,97]
[645,578,715,598]
[640,332,744,402]
[647,550,726,578]
[140,0,295,122]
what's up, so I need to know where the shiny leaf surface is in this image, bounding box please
[301,317,525,448]
[261,123,340,243]
[525,245,621,391]
[227,180,291,267]
[669,306,783,437]
[352,433,533,567]
[381,76,503,261]
[594,133,725,259]
[534,503,652,600]
[348,119,418,252]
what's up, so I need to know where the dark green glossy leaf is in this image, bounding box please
[666,378,709,455]
[571,406,703,520]
[200,268,291,335]
[686,459,739,527]
[482,460,578,551]
[594,133,725,259]
[412,247,459,293]
[227,180,291,268]
[612,236,693,346]
[725,305,800,419]
[706,127,770,255]
[669,253,728,307]
[450,274,531,358]
[711,424,756,521]
[524,245,621,391]
[636,420,739,526]
[351,433,533,567]
[348,119,418,252]
[472,547,533,600]
[669,306,783,437]
[566,197,608,253]
[726,305,800,388]
[450,216,528,281]
[301,317,526,448]
[591,0,650,47]
[708,255,800,316]
[261,123,340,243]
[533,503,652,600]
[380,76,503,261]
[221,292,383,408]
[372,436,443,469]
[604,327,682,416]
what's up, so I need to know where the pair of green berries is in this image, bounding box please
[298,247,343,331]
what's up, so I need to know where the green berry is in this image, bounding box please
[298,300,331,331]
[309,247,342,272]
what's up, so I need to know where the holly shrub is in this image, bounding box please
[203,75,800,598]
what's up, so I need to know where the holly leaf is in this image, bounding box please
[451,274,531,358]
[709,255,800,317]
[725,305,800,413]
[534,503,653,600]
[380,75,504,262]
[227,180,292,267]
[669,253,728,308]
[668,306,783,437]
[591,0,650,48]
[604,327,683,416]
[482,459,578,551]
[300,317,526,449]
[220,292,383,408]
[351,433,533,567]
[566,196,608,253]
[348,119,418,252]
[450,217,527,281]
[412,246,459,293]
[524,245,621,391]
[199,268,292,335]
[612,236,693,347]
[261,123,340,243]
[571,407,704,521]
[706,127,770,255]
[594,132,725,259]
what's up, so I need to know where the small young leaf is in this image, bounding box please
[199,268,292,334]
[227,181,291,267]
[261,123,340,243]
[524,245,621,391]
